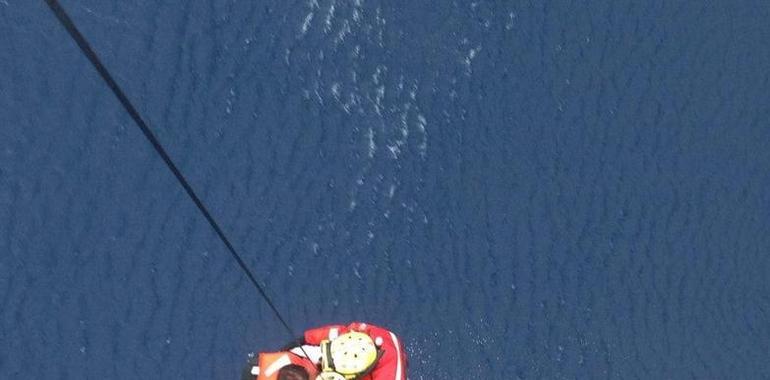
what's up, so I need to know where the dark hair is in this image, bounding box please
[277,364,309,380]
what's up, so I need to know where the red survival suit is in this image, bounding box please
[249,322,406,380]
[304,322,407,380]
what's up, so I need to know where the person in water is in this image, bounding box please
[243,322,407,380]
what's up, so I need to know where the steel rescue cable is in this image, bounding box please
[43,0,307,348]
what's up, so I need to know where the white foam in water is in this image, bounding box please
[463,46,481,75]
[300,12,314,35]
[293,0,439,232]
[506,12,516,30]
[331,82,341,101]
[324,1,336,33]
[417,114,428,156]
[367,127,376,158]
[335,20,352,46]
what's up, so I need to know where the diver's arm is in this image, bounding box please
[304,324,349,345]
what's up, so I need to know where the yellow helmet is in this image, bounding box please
[329,331,379,376]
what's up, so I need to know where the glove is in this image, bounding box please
[241,357,258,380]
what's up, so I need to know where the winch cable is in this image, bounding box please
[43,0,308,349]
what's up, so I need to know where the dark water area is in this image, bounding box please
[2,0,769,378]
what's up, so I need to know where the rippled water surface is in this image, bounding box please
[1,1,769,378]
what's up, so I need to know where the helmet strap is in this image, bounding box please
[320,340,336,372]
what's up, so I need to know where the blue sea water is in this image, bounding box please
[1,0,770,378]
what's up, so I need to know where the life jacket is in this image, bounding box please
[256,351,319,380]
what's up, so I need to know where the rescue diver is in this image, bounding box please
[243,322,407,380]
